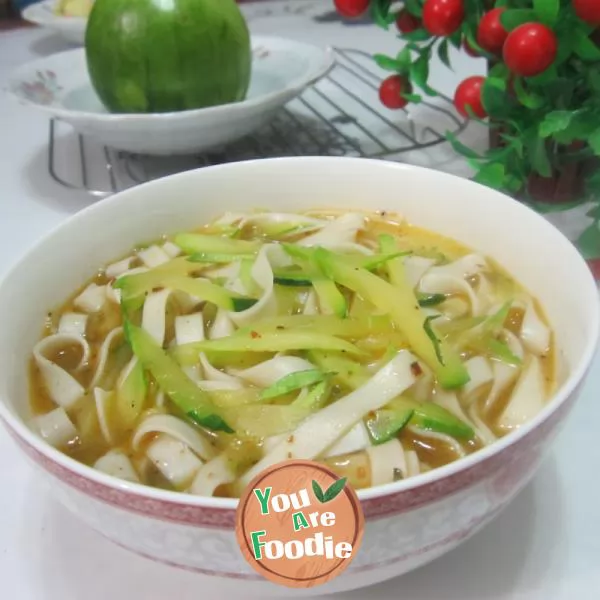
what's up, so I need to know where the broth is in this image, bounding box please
[28,210,556,497]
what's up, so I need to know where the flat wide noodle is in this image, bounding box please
[419,273,480,315]
[175,313,205,346]
[298,213,365,247]
[405,450,421,478]
[142,289,173,346]
[403,256,436,288]
[483,360,520,413]
[520,301,550,355]
[366,438,407,486]
[74,283,107,313]
[58,313,88,337]
[239,350,417,486]
[94,450,140,483]
[229,355,316,388]
[33,334,89,409]
[132,413,216,462]
[501,329,525,361]
[498,356,545,430]
[31,406,78,448]
[199,353,243,387]
[227,245,280,327]
[323,421,371,458]
[90,327,124,388]
[162,241,182,258]
[94,387,115,444]
[145,433,204,488]
[210,309,236,339]
[462,356,493,402]
[138,245,171,268]
[426,254,488,280]
[303,290,319,315]
[105,256,135,279]
[189,453,236,497]
[408,425,466,459]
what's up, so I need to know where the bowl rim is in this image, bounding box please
[7,36,336,124]
[0,156,598,512]
[22,0,87,28]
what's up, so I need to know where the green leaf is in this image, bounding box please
[588,68,600,94]
[528,135,552,178]
[489,62,510,79]
[553,110,594,144]
[588,129,600,156]
[533,0,559,26]
[405,0,423,17]
[577,222,600,259]
[410,53,438,96]
[322,477,348,502]
[473,162,507,189]
[437,39,451,69]
[371,0,394,29]
[463,27,490,59]
[312,480,325,503]
[374,53,401,72]
[403,92,423,103]
[464,0,482,18]
[573,30,600,61]
[396,47,412,71]
[513,78,545,109]
[526,65,559,86]
[481,77,511,118]
[554,36,574,66]
[446,131,482,159]
[500,9,538,31]
[449,29,462,49]
[539,111,576,138]
[505,173,525,194]
[402,28,432,42]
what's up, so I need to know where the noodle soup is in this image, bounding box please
[29,210,555,498]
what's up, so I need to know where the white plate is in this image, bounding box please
[22,0,87,45]
[7,36,335,155]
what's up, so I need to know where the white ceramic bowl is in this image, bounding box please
[22,0,87,45]
[0,158,597,596]
[7,37,334,155]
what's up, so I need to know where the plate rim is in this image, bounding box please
[22,0,87,28]
[7,35,335,124]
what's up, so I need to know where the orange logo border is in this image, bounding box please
[235,459,365,588]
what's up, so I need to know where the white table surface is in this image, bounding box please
[1,2,599,598]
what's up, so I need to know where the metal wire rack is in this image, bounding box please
[48,48,468,197]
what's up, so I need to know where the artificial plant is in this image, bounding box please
[334,0,600,201]
[333,0,600,263]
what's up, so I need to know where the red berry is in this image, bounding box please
[333,0,370,18]
[379,75,411,109]
[422,0,464,37]
[396,9,421,33]
[463,38,479,57]
[453,76,487,119]
[573,0,600,26]
[503,23,557,77]
[477,8,508,54]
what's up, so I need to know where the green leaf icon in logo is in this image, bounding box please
[312,477,347,503]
